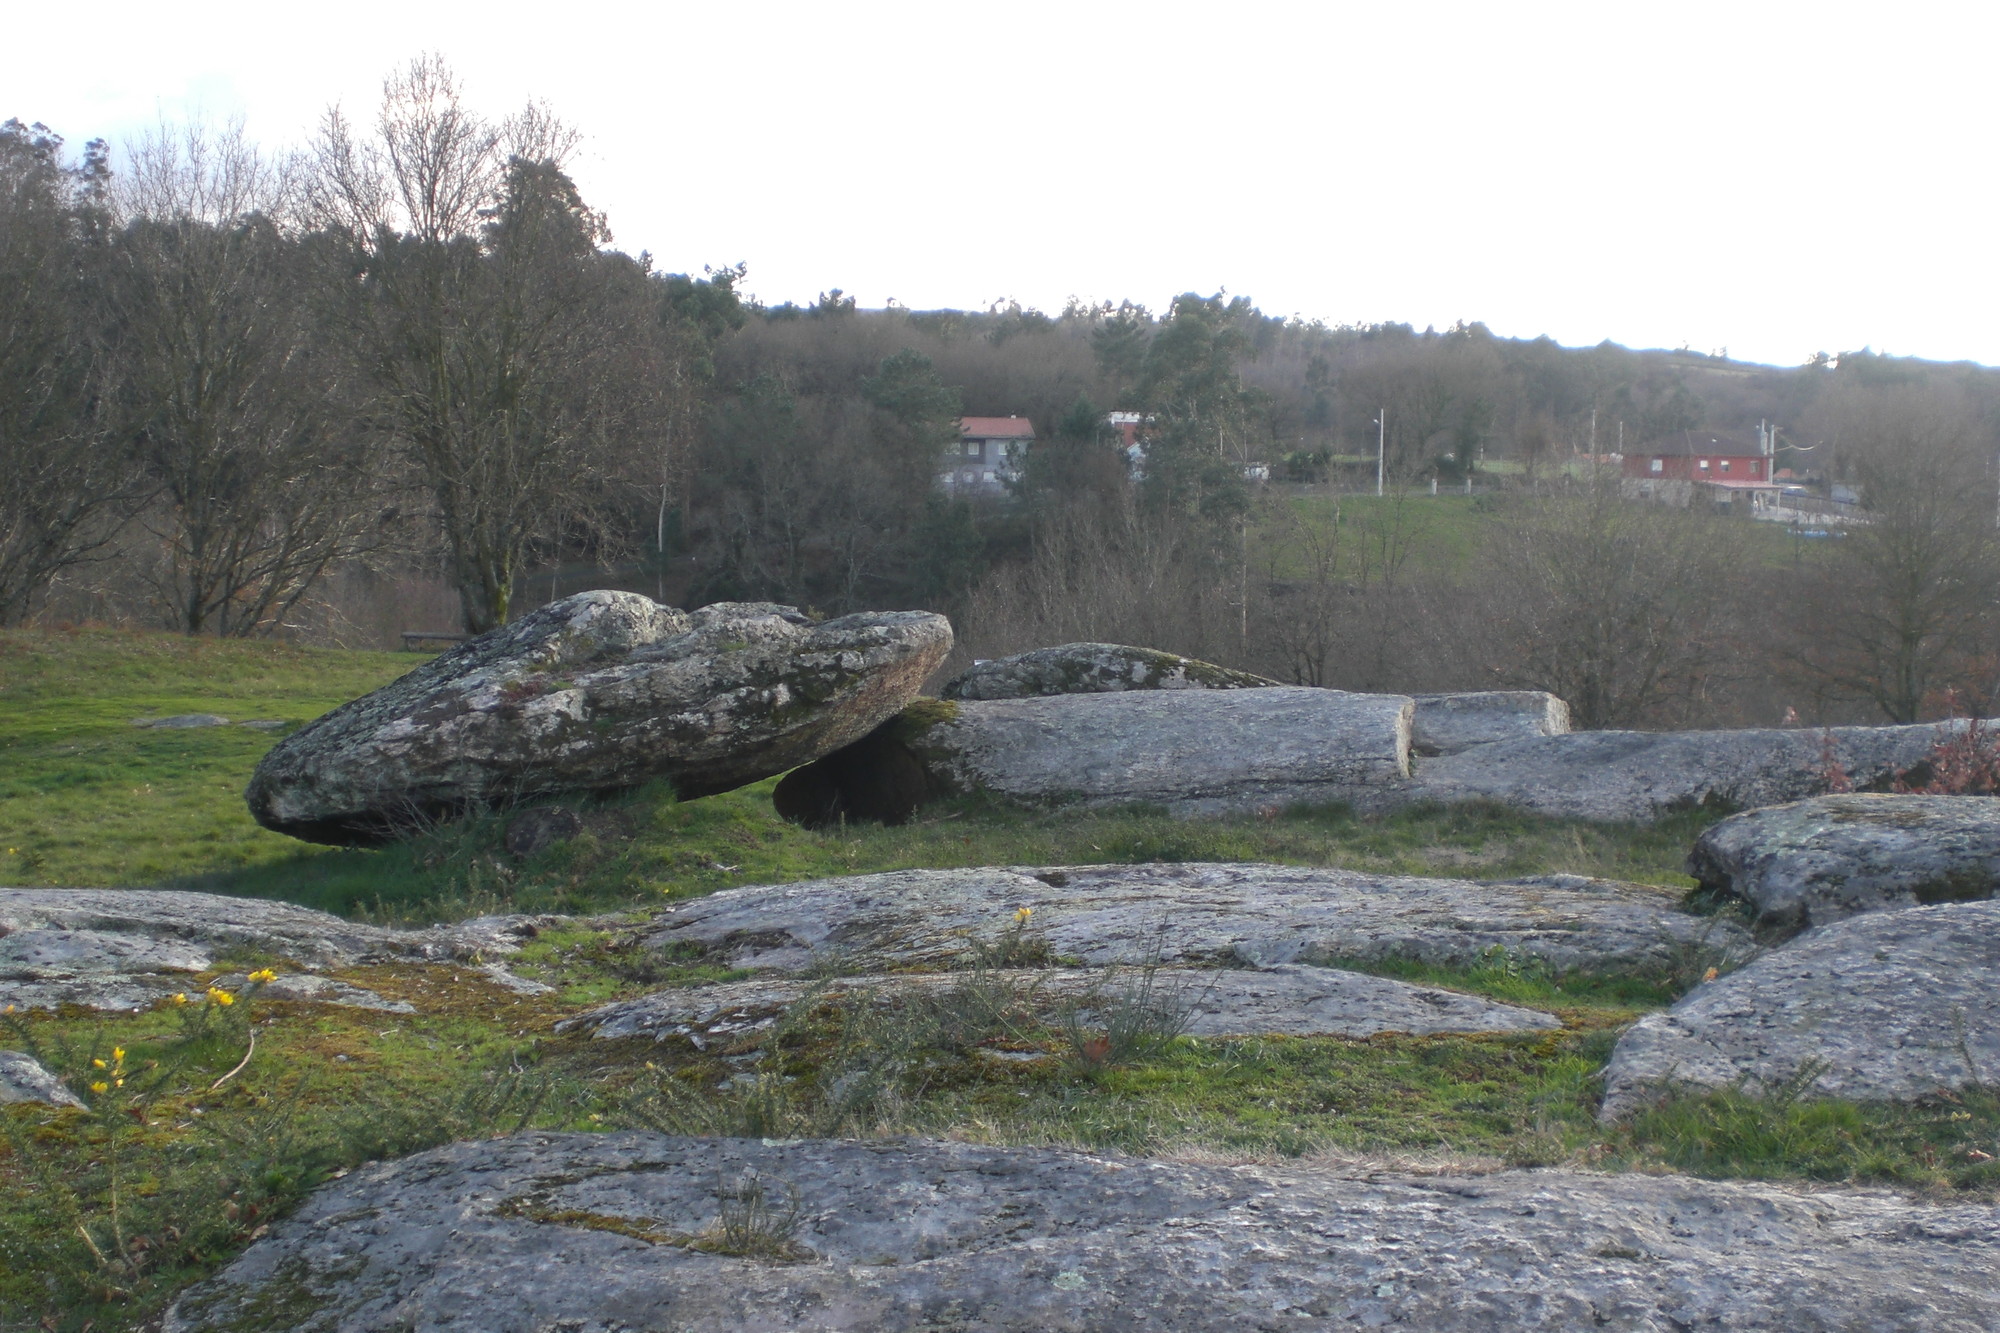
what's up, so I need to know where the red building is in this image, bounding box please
[1622,428,1771,483]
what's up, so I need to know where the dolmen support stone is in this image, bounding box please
[1599,900,2000,1120]
[1688,793,2000,930]
[776,687,1412,825]
[167,1133,2000,1332]
[1408,690,1570,756]
[940,641,1279,699]
[939,643,1566,759]
[246,591,951,844]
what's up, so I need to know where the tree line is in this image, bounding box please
[7,58,2000,729]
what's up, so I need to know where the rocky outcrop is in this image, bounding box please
[168,1133,2000,1333]
[1409,691,1570,756]
[941,642,1278,700]
[779,688,1413,825]
[1396,722,1970,822]
[0,888,554,1011]
[246,592,952,845]
[0,1050,82,1107]
[567,964,1560,1044]
[1600,900,2000,1120]
[637,864,1750,977]
[1688,793,2000,930]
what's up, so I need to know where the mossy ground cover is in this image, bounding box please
[2,627,1995,1332]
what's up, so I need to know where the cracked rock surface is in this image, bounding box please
[0,888,553,1011]
[639,863,1750,976]
[1688,793,2000,930]
[567,963,1560,1043]
[1397,722,1971,822]
[246,591,952,844]
[1600,900,2000,1120]
[167,1132,2000,1333]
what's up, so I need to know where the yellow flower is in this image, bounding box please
[113,1078,124,1088]
[248,968,277,984]
[171,993,189,1005]
[207,987,235,1006]
[112,1047,125,1062]
[1701,967,1720,984]
[1013,906,1033,924]
[89,1081,108,1095]
[92,1058,107,1069]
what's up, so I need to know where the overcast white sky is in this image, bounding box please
[11,1,1995,368]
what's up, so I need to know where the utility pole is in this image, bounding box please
[1375,409,1385,498]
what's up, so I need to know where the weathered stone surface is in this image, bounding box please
[941,642,1278,700]
[0,888,557,1011]
[1688,793,2000,930]
[503,804,583,857]
[169,1132,2000,1333]
[568,964,1559,1043]
[1410,691,1570,756]
[0,1050,83,1107]
[131,712,230,729]
[246,591,952,844]
[887,688,1412,818]
[1601,901,2000,1120]
[639,863,1749,976]
[1395,721,1975,822]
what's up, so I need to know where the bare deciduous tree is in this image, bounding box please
[1483,473,1749,729]
[307,56,661,632]
[1779,391,2000,722]
[112,119,385,634]
[0,120,135,624]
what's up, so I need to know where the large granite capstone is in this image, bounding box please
[1688,793,2000,929]
[167,1133,2000,1332]
[636,863,1751,976]
[246,592,952,844]
[1600,900,2000,1119]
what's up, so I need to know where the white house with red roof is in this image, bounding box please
[945,416,1036,494]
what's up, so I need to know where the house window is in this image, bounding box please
[1650,458,1663,474]
[1699,459,1711,471]
[1720,459,1731,472]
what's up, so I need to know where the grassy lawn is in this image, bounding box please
[0,629,414,887]
[1,627,1994,1332]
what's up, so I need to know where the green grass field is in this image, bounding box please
[1,628,1993,1332]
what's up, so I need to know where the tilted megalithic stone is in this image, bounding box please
[1407,690,1570,755]
[247,591,951,844]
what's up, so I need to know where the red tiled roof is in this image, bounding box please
[960,416,1037,439]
